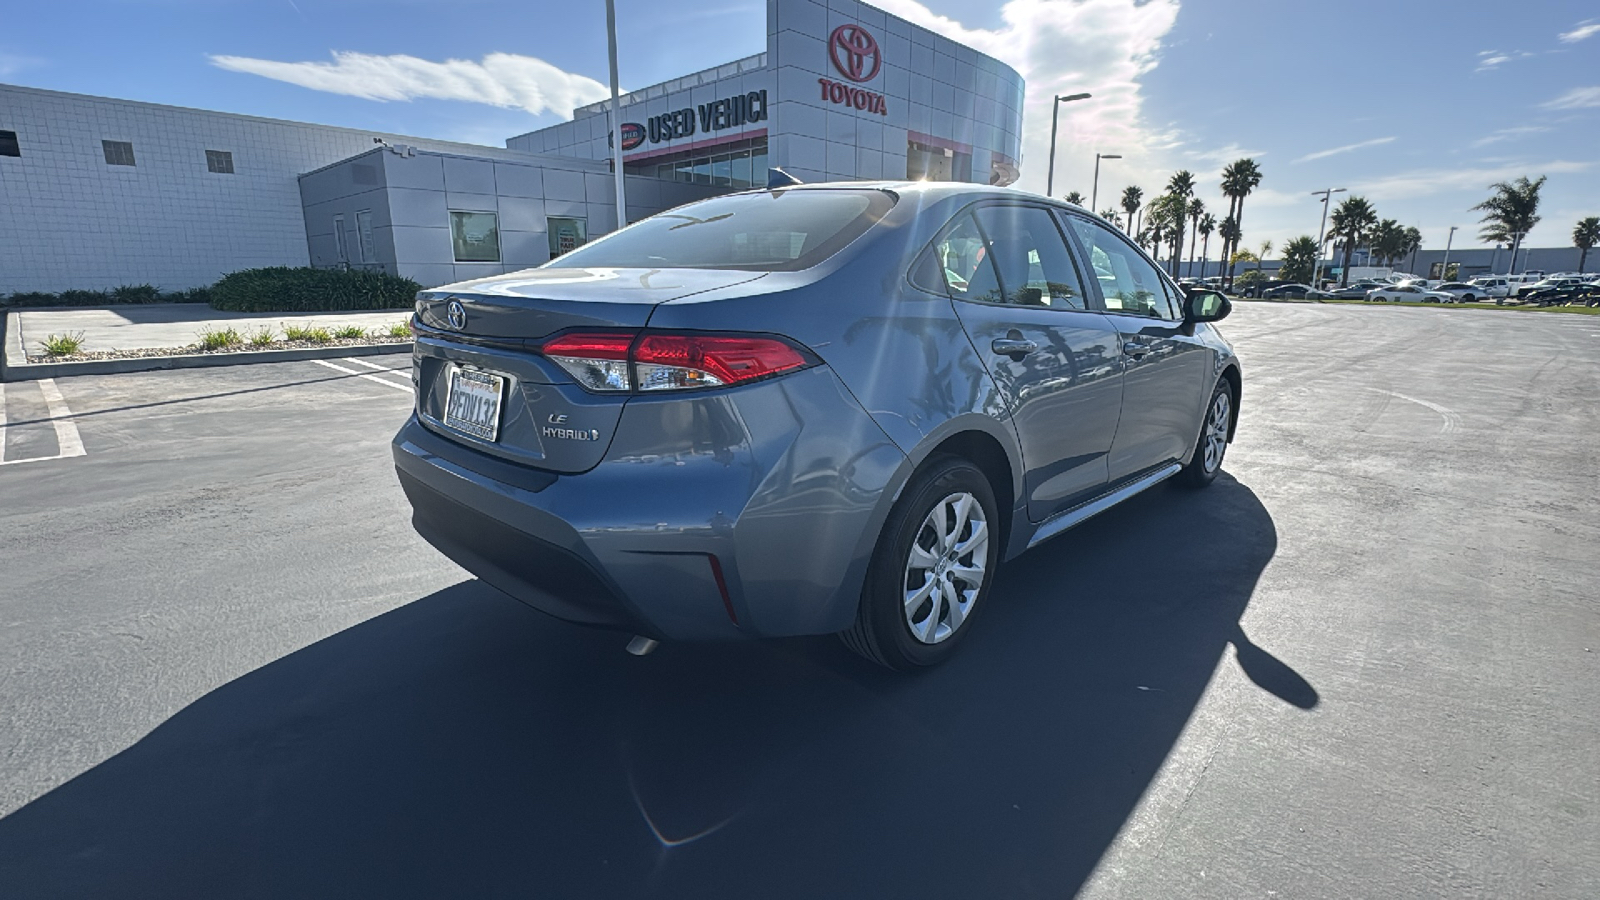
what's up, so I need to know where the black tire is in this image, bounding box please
[841,456,1000,672]
[1178,380,1233,488]
[1462,294,1475,302]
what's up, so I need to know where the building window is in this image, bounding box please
[450,211,501,262]
[102,140,136,166]
[0,130,19,158]
[205,150,234,174]
[355,210,375,263]
[547,217,587,258]
[333,214,349,265]
[906,140,972,183]
[624,137,767,188]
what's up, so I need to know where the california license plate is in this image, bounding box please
[444,367,505,442]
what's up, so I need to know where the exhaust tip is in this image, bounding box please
[626,636,660,656]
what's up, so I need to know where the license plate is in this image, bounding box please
[444,367,505,442]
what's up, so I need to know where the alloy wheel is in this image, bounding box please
[902,492,988,644]
[1203,391,1230,473]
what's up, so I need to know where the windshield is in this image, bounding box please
[544,189,895,272]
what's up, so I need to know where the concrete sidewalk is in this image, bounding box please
[12,304,412,354]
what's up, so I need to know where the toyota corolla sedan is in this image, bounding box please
[392,183,1241,671]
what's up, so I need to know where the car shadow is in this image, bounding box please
[0,474,1296,899]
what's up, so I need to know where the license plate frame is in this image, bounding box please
[443,366,506,442]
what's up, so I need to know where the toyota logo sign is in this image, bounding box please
[829,24,881,83]
[446,299,467,330]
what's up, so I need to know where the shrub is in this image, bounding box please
[283,323,333,343]
[60,289,111,306]
[210,267,421,313]
[333,325,368,339]
[4,292,59,307]
[387,320,413,338]
[112,284,162,304]
[246,326,276,347]
[180,286,212,304]
[39,332,87,356]
[196,326,244,351]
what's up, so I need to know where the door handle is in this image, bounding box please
[1122,341,1152,358]
[992,338,1038,356]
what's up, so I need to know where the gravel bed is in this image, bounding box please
[27,335,412,363]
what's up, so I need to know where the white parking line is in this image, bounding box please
[341,356,405,372]
[0,378,88,467]
[311,358,413,394]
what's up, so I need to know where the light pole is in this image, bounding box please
[1045,93,1091,198]
[605,0,627,229]
[1439,225,1457,281]
[1310,187,1346,287]
[1090,153,1120,212]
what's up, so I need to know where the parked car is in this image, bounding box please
[1317,285,1374,300]
[1432,282,1486,302]
[391,183,1242,671]
[1466,277,1512,299]
[1238,279,1288,298]
[1262,283,1315,299]
[1523,283,1600,307]
[1513,277,1586,299]
[1367,284,1455,303]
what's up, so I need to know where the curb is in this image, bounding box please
[3,312,411,382]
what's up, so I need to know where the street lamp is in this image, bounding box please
[1090,153,1121,211]
[1439,225,1458,281]
[605,0,627,228]
[1310,187,1346,287]
[1045,93,1092,197]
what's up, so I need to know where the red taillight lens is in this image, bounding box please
[634,334,810,391]
[536,331,811,392]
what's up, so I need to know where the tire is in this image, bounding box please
[1178,380,1232,488]
[841,456,1000,672]
[1462,294,1475,302]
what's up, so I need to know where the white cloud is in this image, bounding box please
[1469,125,1551,148]
[1346,159,1592,201]
[1475,48,1533,71]
[1183,143,1268,165]
[1293,137,1396,164]
[1558,21,1600,43]
[208,50,610,118]
[1541,86,1600,109]
[873,0,1182,197]
[0,51,42,77]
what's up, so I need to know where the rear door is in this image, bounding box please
[1061,213,1210,482]
[929,203,1124,521]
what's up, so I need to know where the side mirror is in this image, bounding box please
[1185,289,1231,323]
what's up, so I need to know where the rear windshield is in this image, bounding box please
[543,189,894,272]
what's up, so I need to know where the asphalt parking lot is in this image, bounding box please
[1,303,1596,898]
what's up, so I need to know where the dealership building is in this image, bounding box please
[0,0,1024,295]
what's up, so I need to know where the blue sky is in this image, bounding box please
[3,0,1596,256]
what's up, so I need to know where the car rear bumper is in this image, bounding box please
[391,366,909,641]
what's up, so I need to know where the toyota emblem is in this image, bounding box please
[446,299,467,330]
[829,24,881,83]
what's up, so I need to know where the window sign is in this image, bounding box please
[547,217,587,258]
[451,211,501,263]
[355,210,375,264]
[333,214,348,265]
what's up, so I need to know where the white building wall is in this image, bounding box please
[0,84,539,294]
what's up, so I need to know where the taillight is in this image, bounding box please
[540,332,633,391]
[536,331,812,392]
[634,334,809,391]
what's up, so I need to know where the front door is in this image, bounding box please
[933,204,1124,522]
[1061,213,1210,482]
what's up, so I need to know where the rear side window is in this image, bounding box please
[544,189,894,272]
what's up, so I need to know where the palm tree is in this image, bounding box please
[1279,236,1319,284]
[1370,219,1405,266]
[1099,208,1121,225]
[1327,196,1378,285]
[1063,190,1086,206]
[1165,170,1197,276]
[1219,158,1264,290]
[1218,216,1240,287]
[1471,176,1546,275]
[1197,213,1216,279]
[1121,186,1144,234]
[1187,197,1206,269]
[1574,217,1600,273]
[1257,240,1272,278]
[1401,227,1423,274]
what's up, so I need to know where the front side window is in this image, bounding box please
[969,205,1089,309]
[545,189,894,272]
[1064,215,1177,320]
[451,211,500,263]
[102,140,135,166]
